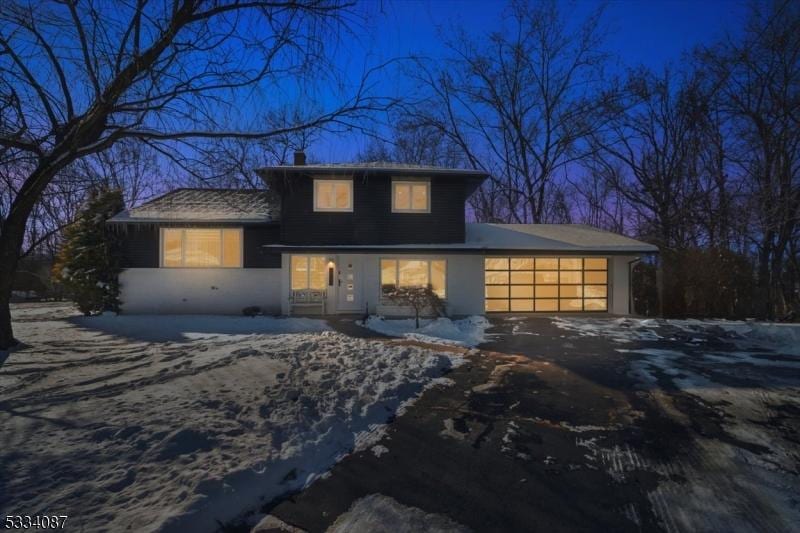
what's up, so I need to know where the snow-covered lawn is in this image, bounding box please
[552,316,800,532]
[0,303,463,532]
[326,494,469,533]
[359,315,491,347]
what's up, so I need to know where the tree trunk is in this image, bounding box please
[757,237,773,320]
[0,219,26,349]
[0,162,66,349]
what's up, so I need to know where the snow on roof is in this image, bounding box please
[257,161,489,177]
[465,224,658,252]
[108,188,278,223]
[264,223,657,253]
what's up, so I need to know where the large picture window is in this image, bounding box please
[314,179,353,212]
[392,180,430,213]
[161,228,242,268]
[485,257,607,312]
[381,258,446,298]
[291,255,327,290]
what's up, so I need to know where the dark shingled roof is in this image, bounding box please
[108,188,278,223]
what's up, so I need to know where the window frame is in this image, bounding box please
[380,257,447,300]
[159,227,243,269]
[290,255,328,291]
[313,178,353,212]
[391,179,431,213]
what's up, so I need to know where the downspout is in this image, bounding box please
[628,257,641,316]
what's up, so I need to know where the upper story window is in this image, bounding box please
[392,179,430,213]
[161,228,242,268]
[314,179,353,212]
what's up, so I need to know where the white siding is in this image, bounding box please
[280,253,485,316]
[610,255,637,315]
[120,268,281,314]
[278,252,638,316]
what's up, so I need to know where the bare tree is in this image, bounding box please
[406,0,618,223]
[357,112,467,168]
[588,69,710,250]
[0,0,396,348]
[700,0,800,318]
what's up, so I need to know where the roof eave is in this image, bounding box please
[261,244,658,254]
[107,217,278,225]
[255,166,490,178]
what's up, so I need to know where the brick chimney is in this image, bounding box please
[293,150,306,166]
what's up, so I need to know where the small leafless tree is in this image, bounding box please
[0,0,396,347]
[383,285,446,329]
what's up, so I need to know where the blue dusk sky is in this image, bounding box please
[307,0,750,162]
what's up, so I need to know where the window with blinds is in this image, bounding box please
[161,228,242,268]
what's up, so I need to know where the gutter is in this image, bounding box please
[262,244,661,255]
[628,257,641,315]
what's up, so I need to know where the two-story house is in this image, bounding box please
[108,154,657,316]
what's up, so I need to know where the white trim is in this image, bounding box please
[391,179,431,213]
[159,227,243,268]
[313,178,353,212]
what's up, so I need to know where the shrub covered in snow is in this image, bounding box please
[361,315,491,347]
[52,188,124,315]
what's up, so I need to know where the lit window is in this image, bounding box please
[291,256,327,290]
[314,179,352,212]
[380,258,446,298]
[392,180,430,212]
[161,228,242,268]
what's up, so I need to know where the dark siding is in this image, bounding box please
[279,174,467,245]
[118,226,159,268]
[243,224,281,267]
[116,223,281,268]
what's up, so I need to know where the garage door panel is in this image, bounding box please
[510,285,534,298]
[486,285,509,298]
[535,285,558,298]
[584,298,607,311]
[535,271,558,284]
[510,271,534,284]
[585,271,607,284]
[485,299,509,312]
[510,299,535,312]
[535,299,558,311]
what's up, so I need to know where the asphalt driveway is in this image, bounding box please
[259,316,800,533]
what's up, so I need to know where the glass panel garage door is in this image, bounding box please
[485,257,608,312]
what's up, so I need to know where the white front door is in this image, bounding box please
[336,255,362,312]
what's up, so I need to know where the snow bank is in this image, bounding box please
[552,314,800,531]
[554,316,800,355]
[73,312,331,342]
[2,304,461,532]
[327,494,469,533]
[359,315,490,347]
